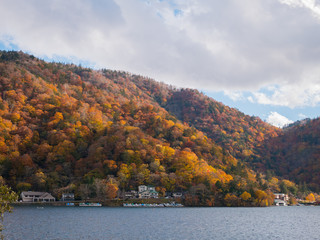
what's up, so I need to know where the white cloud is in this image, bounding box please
[251,78,320,107]
[280,0,320,20]
[266,112,294,128]
[298,113,308,119]
[247,96,254,103]
[1,0,320,109]
[223,90,244,101]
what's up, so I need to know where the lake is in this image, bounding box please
[3,206,320,240]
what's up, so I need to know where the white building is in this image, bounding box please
[61,193,74,201]
[138,185,158,199]
[138,185,148,193]
[274,193,289,201]
[274,193,289,206]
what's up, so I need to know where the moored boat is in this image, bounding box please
[123,202,183,207]
[79,202,102,207]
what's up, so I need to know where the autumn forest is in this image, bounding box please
[0,51,319,206]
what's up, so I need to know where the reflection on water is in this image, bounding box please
[3,206,320,240]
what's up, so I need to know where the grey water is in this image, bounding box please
[3,206,320,240]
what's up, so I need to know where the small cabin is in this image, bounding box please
[172,192,183,198]
[124,190,137,199]
[61,193,75,201]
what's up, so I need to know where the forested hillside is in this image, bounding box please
[257,118,320,192]
[162,88,279,160]
[130,65,320,195]
[0,51,313,206]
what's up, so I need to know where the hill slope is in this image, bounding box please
[0,51,306,205]
[131,66,320,194]
[258,118,320,192]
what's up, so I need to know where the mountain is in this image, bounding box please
[132,67,320,195]
[0,51,310,206]
[160,88,279,160]
[257,117,320,192]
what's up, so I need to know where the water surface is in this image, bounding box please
[3,206,319,240]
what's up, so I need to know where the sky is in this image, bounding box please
[1,0,320,128]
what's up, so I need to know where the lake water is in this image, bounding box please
[3,206,320,240]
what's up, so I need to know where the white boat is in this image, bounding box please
[164,202,184,207]
[79,202,102,207]
[123,202,183,207]
[275,200,287,206]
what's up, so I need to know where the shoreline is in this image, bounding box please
[12,198,317,207]
[12,198,184,207]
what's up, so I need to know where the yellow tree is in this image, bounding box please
[224,193,239,207]
[118,164,130,188]
[174,150,197,186]
[105,178,119,199]
[305,193,315,202]
[254,190,269,206]
[240,191,251,201]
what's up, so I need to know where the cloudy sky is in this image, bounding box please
[1,0,320,127]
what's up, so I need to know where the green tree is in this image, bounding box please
[0,180,18,239]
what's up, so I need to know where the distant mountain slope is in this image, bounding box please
[258,117,320,191]
[165,89,280,159]
[128,65,320,194]
[131,78,280,161]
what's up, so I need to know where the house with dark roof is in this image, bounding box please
[21,191,55,202]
